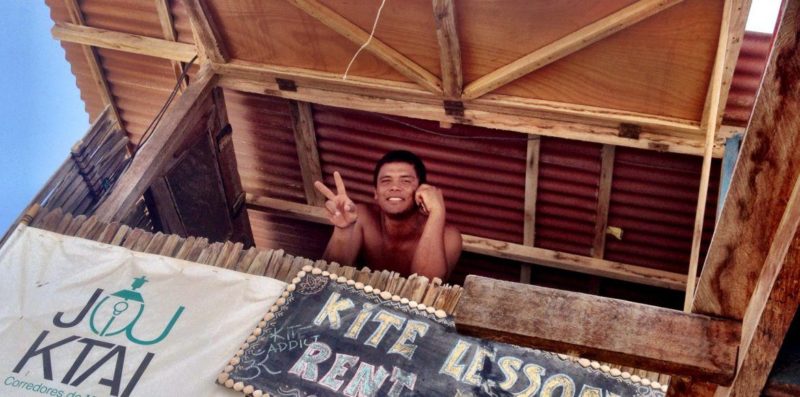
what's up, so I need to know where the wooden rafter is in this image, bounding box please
[520,136,540,283]
[62,0,123,128]
[246,194,688,290]
[154,0,189,90]
[718,168,800,395]
[286,0,443,94]
[455,276,740,384]
[52,23,196,63]
[94,64,219,222]
[432,0,462,98]
[461,0,684,100]
[185,0,228,63]
[288,101,326,207]
[683,0,733,311]
[691,0,800,324]
[703,0,754,130]
[44,21,717,155]
[593,145,615,259]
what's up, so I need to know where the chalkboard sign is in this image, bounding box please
[219,268,665,397]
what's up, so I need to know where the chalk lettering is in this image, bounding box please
[386,366,416,397]
[288,342,332,381]
[463,346,494,386]
[498,356,523,390]
[578,385,602,397]
[515,364,545,397]
[319,353,359,392]
[440,339,471,381]
[344,303,376,340]
[364,310,405,348]
[387,320,428,360]
[313,292,354,330]
[342,362,389,397]
[541,374,576,397]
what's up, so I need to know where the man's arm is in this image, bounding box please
[322,206,364,265]
[411,185,462,279]
[315,172,363,266]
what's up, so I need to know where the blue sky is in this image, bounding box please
[0,2,88,232]
[0,1,782,234]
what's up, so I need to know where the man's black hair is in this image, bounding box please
[373,150,427,186]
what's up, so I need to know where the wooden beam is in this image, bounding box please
[286,0,443,94]
[184,0,227,63]
[94,64,219,222]
[716,161,800,395]
[52,23,197,63]
[62,0,123,128]
[154,0,189,90]
[432,0,462,98]
[246,194,689,290]
[692,0,800,320]
[454,275,740,384]
[288,101,326,207]
[217,68,721,157]
[683,0,733,312]
[705,0,754,130]
[461,0,684,100]
[592,145,615,258]
[520,136,540,283]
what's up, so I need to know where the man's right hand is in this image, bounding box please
[314,171,358,229]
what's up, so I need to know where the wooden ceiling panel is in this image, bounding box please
[491,0,723,121]
[206,0,411,82]
[458,0,639,79]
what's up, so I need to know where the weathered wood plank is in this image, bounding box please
[93,64,219,222]
[592,145,615,259]
[684,0,733,312]
[692,0,800,319]
[288,101,326,207]
[454,275,740,384]
[461,0,684,100]
[51,23,196,63]
[520,136,540,283]
[286,0,442,94]
[432,0,462,98]
[185,0,227,63]
[219,73,718,157]
[247,194,689,289]
[716,128,800,394]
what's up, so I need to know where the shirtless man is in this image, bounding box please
[314,150,462,280]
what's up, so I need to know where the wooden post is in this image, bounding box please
[288,101,326,207]
[521,137,540,283]
[185,0,228,63]
[593,145,615,259]
[154,0,189,90]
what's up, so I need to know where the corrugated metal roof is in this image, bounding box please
[225,90,307,203]
[723,31,772,126]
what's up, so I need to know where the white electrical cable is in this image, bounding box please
[342,0,388,80]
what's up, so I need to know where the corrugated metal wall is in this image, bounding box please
[723,31,772,126]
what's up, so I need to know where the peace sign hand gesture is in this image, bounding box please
[314,171,358,229]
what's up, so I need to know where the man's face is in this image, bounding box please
[374,162,419,215]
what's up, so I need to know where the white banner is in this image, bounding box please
[0,225,286,397]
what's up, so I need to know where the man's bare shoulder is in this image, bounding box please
[355,204,379,227]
